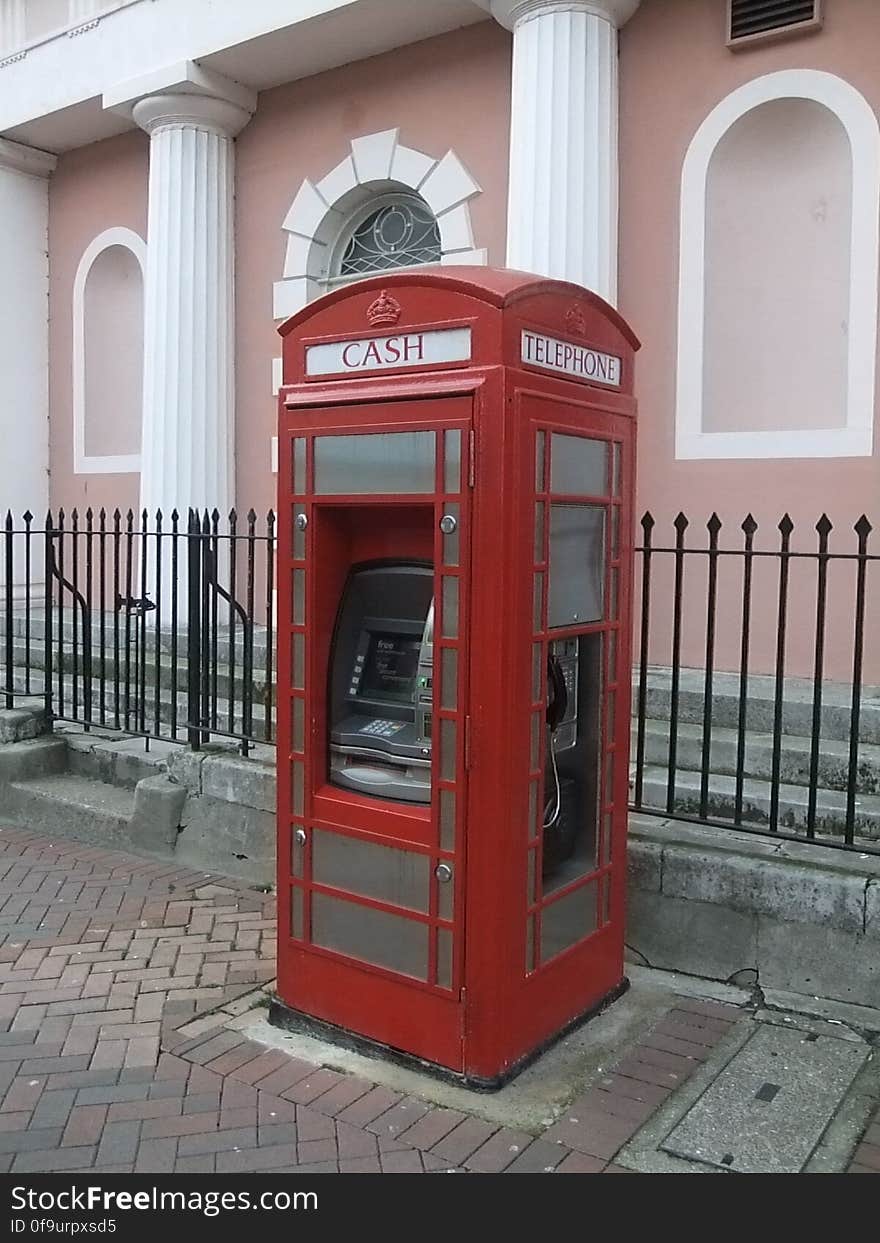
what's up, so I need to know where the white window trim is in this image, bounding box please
[272,127,486,322]
[72,225,146,474]
[676,69,880,461]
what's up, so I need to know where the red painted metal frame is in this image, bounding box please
[276,268,638,1083]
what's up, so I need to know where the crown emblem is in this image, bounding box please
[565,304,587,338]
[367,290,402,328]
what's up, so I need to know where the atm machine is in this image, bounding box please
[328,562,434,805]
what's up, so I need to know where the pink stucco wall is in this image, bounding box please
[619,0,880,680]
[234,20,511,518]
[48,129,147,518]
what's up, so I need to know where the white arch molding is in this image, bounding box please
[272,128,485,322]
[676,70,880,461]
[72,225,147,474]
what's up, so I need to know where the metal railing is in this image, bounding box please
[631,511,879,854]
[2,508,276,754]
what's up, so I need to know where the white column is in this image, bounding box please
[491,0,641,302]
[69,0,102,21]
[132,91,252,521]
[0,139,55,539]
[0,0,25,54]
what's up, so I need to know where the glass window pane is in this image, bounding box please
[532,643,543,703]
[437,929,453,990]
[440,719,456,783]
[292,569,305,625]
[534,501,545,563]
[613,442,621,497]
[291,760,304,816]
[602,810,614,866]
[441,648,458,711]
[291,886,304,939]
[437,866,453,921]
[312,829,430,913]
[526,915,536,973]
[527,848,537,905]
[290,827,305,879]
[550,434,608,496]
[293,439,306,494]
[540,881,598,964]
[535,431,546,493]
[445,430,461,494]
[314,431,435,495]
[292,633,305,688]
[311,892,429,980]
[549,505,605,628]
[533,572,545,631]
[441,576,459,638]
[530,711,542,771]
[442,503,460,566]
[293,696,305,752]
[439,787,456,852]
[292,505,307,559]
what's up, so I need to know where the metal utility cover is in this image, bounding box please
[661,1024,865,1173]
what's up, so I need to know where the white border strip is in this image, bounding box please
[676,70,880,461]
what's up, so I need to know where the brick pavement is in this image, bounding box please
[0,823,870,1175]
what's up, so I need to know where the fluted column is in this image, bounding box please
[132,92,252,520]
[0,138,55,596]
[69,0,102,21]
[491,0,641,302]
[0,0,25,54]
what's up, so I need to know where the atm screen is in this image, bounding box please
[359,631,421,703]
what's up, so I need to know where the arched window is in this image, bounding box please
[334,192,441,278]
[73,227,146,474]
[676,71,880,460]
[273,128,484,322]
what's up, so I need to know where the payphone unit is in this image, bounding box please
[274,267,638,1086]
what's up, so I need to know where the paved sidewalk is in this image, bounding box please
[0,824,876,1175]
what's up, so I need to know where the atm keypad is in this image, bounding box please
[359,719,407,739]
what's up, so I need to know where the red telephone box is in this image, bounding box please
[273,268,639,1086]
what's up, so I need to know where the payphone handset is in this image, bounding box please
[328,562,434,804]
[544,638,579,870]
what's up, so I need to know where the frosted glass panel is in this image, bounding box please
[314,432,435,494]
[311,893,429,980]
[549,505,605,627]
[541,882,598,963]
[551,435,608,496]
[312,829,429,913]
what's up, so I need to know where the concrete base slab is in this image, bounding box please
[231,967,750,1133]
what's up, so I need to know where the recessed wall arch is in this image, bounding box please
[73,225,146,474]
[676,70,880,461]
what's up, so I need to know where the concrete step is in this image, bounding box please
[1,610,272,665]
[63,730,174,790]
[2,637,271,700]
[6,667,273,740]
[0,735,68,784]
[637,765,880,840]
[636,667,880,744]
[6,772,135,847]
[635,720,880,796]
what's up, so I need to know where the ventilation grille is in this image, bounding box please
[728,0,821,45]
